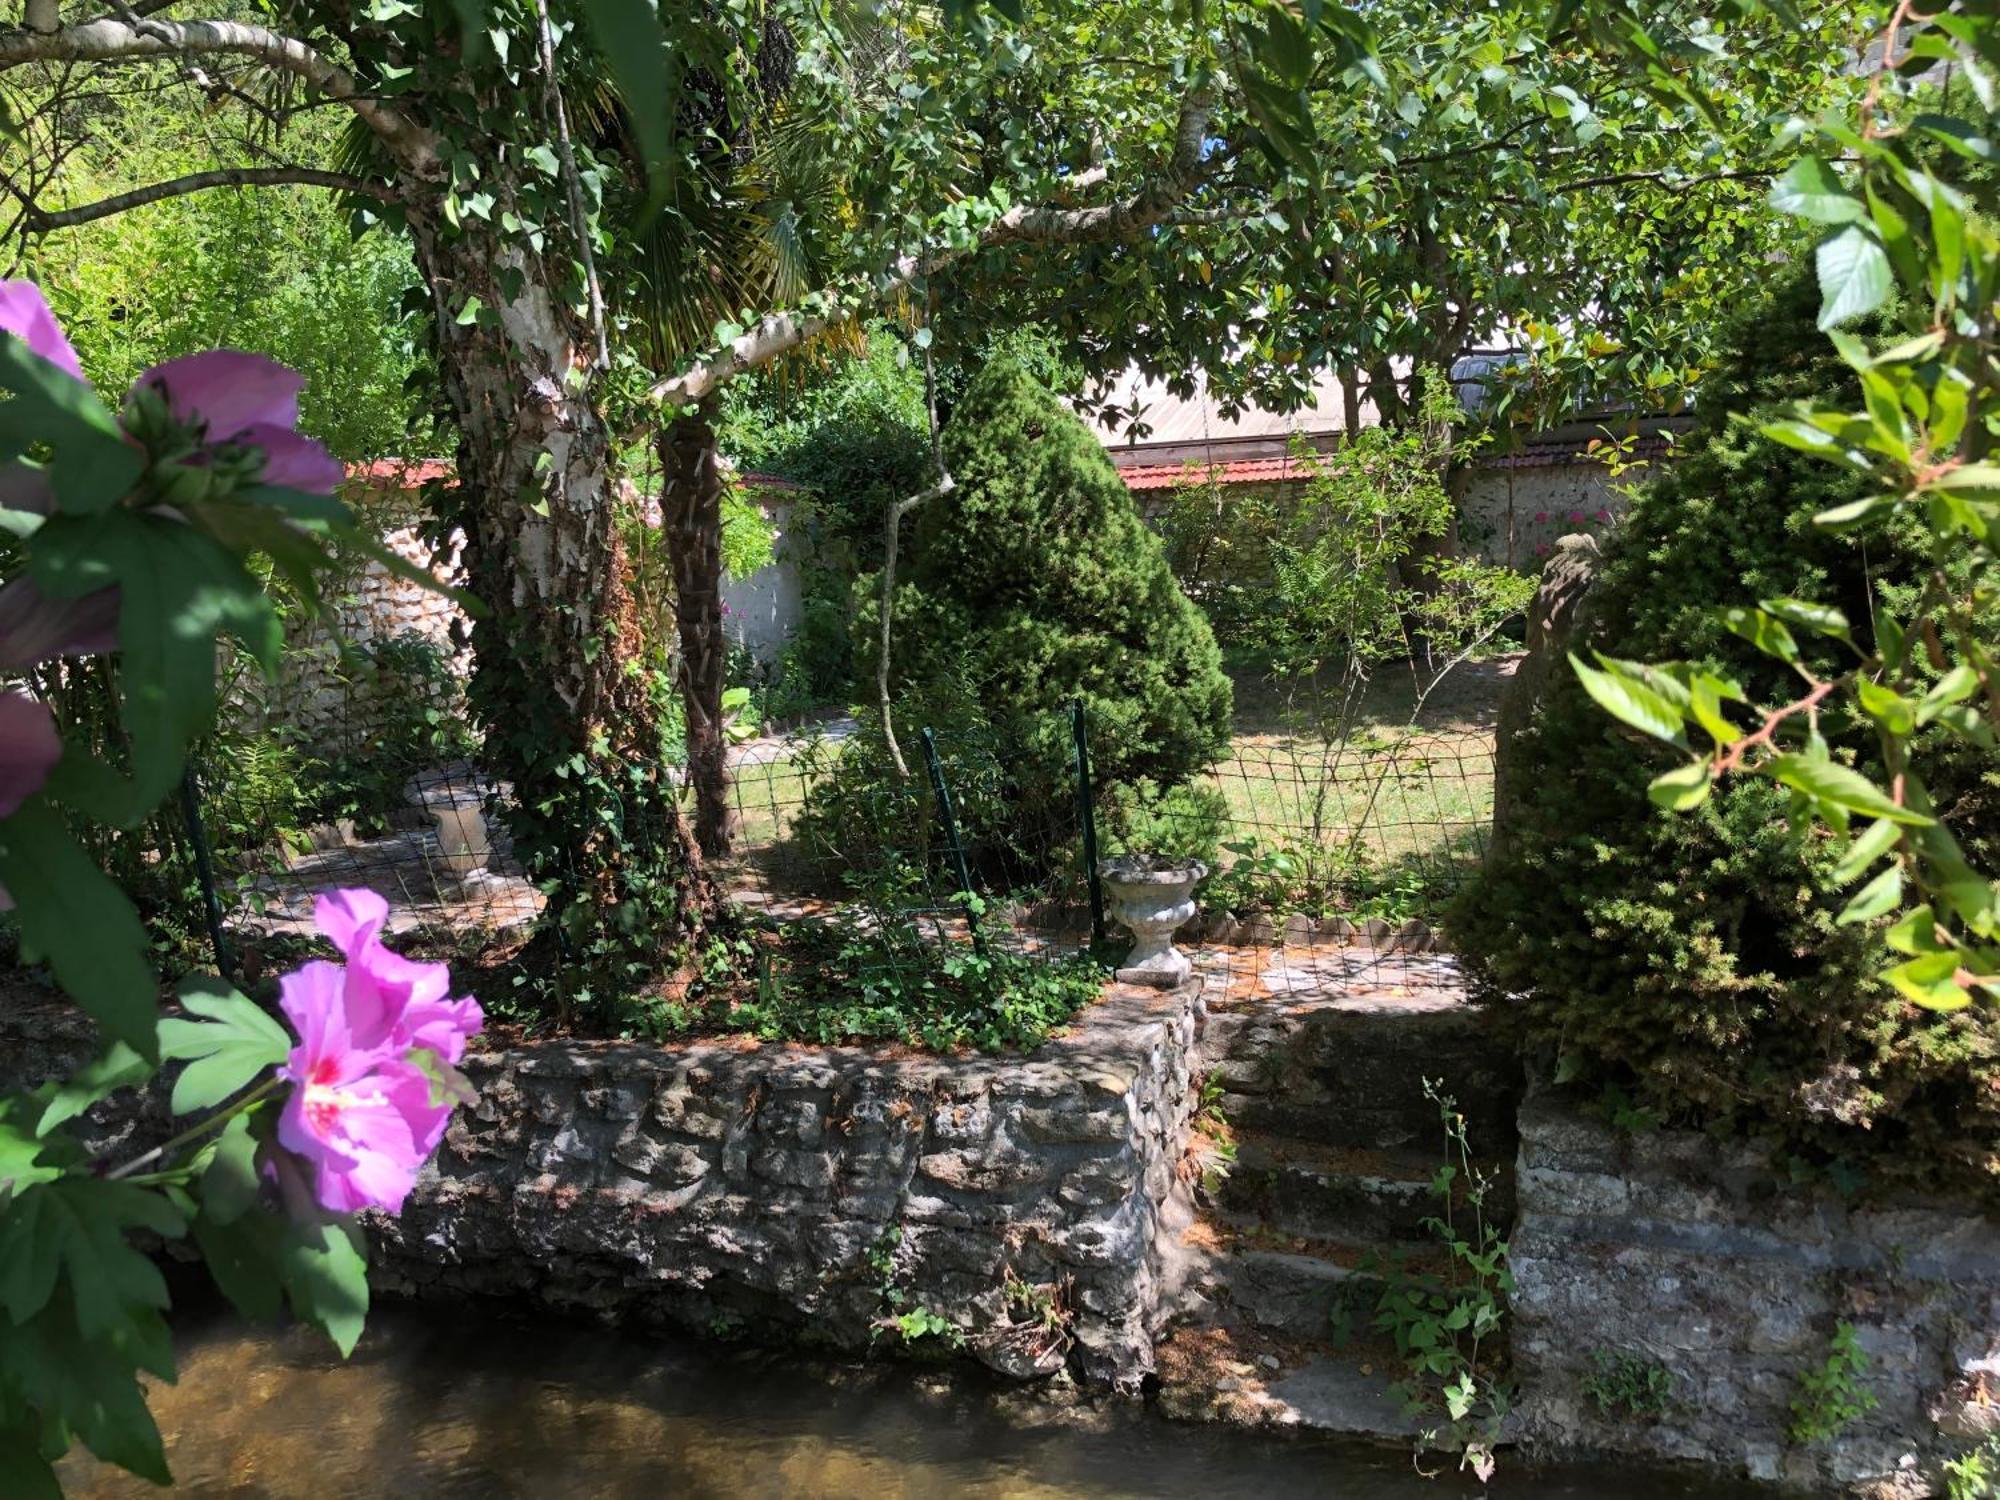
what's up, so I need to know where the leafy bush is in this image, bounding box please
[835,356,1231,866]
[292,632,479,834]
[1104,778,1229,867]
[1451,269,2000,1193]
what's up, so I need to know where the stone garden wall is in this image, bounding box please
[1509,1081,2000,1496]
[372,981,1203,1389]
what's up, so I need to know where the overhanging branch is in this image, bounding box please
[22,165,396,229]
[644,85,1218,412]
[0,17,436,168]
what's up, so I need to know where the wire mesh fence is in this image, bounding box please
[16,630,1503,1016]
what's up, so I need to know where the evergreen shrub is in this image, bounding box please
[1450,270,1999,1194]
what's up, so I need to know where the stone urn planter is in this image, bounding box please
[1098,854,1206,989]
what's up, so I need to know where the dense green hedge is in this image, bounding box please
[795,357,1231,878]
[1451,271,1999,1194]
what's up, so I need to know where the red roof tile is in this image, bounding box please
[1119,456,1313,491]
[342,458,801,491]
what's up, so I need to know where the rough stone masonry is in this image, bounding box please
[1510,1081,2000,1496]
[369,981,1203,1389]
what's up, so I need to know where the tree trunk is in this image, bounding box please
[658,401,736,858]
[407,215,725,971]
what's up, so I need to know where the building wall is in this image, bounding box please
[1457,462,1631,569]
[718,491,806,665]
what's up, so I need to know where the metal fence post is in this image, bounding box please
[179,766,233,978]
[1071,699,1107,947]
[919,726,985,955]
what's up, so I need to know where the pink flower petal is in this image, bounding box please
[136,351,303,441]
[238,424,344,495]
[0,578,119,671]
[0,690,60,817]
[315,888,390,957]
[0,281,85,383]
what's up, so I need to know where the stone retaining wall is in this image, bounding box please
[1510,1082,2000,1496]
[372,982,1203,1389]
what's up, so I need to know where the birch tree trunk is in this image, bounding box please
[410,216,724,956]
[657,400,736,858]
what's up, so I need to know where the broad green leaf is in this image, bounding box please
[1813,493,1899,530]
[1814,224,1893,329]
[1856,678,1916,736]
[1882,950,1968,1011]
[190,1202,286,1322]
[580,0,678,209]
[1647,759,1713,811]
[1687,673,1745,745]
[1718,606,1798,662]
[1769,157,1863,224]
[0,1424,60,1500]
[0,802,158,1061]
[1836,865,1902,925]
[1831,819,1901,885]
[158,978,291,1116]
[0,1297,171,1484]
[1567,653,1686,746]
[1885,904,1945,956]
[282,1219,370,1357]
[1768,754,1933,825]
[29,1041,152,1138]
[0,339,142,514]
[1758,597,1850,640]
[195,1113,263,1226]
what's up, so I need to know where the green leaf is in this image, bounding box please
[196,1114,263,1226]
[158,978,290,1116]
[1759,597,1850,640]
[1718,606,1799,662]
[190,1203,285,1322]
[29,1041,152,1138]
[580,0,678,209]
[1882,950,1968,1011]
[1814,225,1893,329]
[31,511,271,806]
[1768,754,1933,825]
[1836,865,1902,925]
[1813,493,1899,530]
[0,1424,60,1500]
[1647,759,1713,812]
[0,801,159,1061]
[1770,157,1864,224]
[282,1219,370,1357]
[1831,819,1901,885]
[1567,652,1687,746]
[1857,675,1919,736]
[1884,904,1945,956]
[0,338,142,514]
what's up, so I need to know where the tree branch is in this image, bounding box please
[0,17,436,169]
[21,165,396,229]
[645,86,1218,411]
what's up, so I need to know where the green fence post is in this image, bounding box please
[1071,699,1107,947]
[919,726,985,955]
[179,766,233,979]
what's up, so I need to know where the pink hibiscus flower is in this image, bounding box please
[273,888,483,1214]
[313,888,484,1064]
[275,961,452,1215]
[0,281,346,837]
[0,280,343,496]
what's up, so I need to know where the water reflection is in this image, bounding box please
[65,1304,1748,1499]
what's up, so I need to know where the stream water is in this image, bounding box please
[63,1304,1756,1499]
